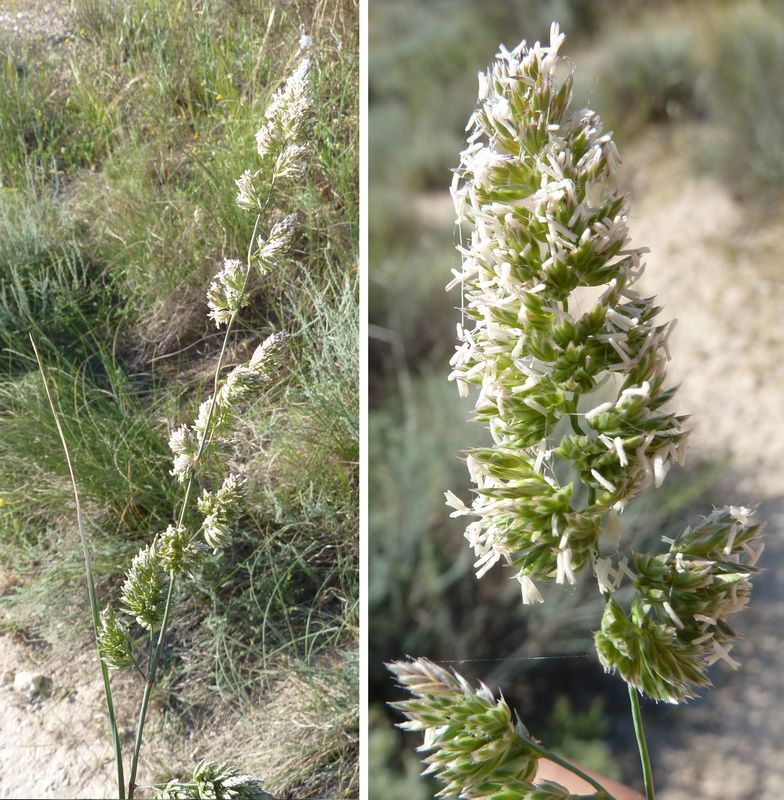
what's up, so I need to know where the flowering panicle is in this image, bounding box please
[596,506,764,703]
[446,22,689,603]
[234,53,313,213]
[392,23,765,800]
[168,333,286,482]
[219,331,288,406]
[153,761,274,800]
[158,525,198,574]
[68,35,319,800]
[197,474,244,551]
[235,170,263,212]
[255,57,313,168]
[97,605,133,670]
[169,424,198,483]
[208,259,249,328]
[120,541,166,631]
[255,214,296,273]
[388,658,596,800]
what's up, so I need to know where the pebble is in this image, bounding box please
[13,671,50,701]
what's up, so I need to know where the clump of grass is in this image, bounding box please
[0,42,109,182]
[0,173,109,368]
[0,339,176,644]
[0,344,175,535]
[263,270,358,523]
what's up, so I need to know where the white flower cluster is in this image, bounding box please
[256,214,296,273]
[255,56,313,181]
[439,24,765,708]
[207,218,295,329]
[169,332,286,482]
[597,505,764,702]
[235,54,312,208]
[197,474,245,551]
[446,23,689,603]
[208,258,248,328]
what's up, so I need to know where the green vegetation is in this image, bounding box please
[368,1,770,795]
[0,1,357,797]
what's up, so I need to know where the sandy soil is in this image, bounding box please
[0,633,123,799]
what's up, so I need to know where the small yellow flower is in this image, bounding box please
[215,94,222,102]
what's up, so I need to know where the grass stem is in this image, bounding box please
[31,335,126,800]
[526,738,617,799]
[628,683,655,800]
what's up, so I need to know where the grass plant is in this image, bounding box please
[0,2,357,797]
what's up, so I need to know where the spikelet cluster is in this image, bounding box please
[234,53,313,215]
[168,334,286,483]
[389,658,539,798]
[596,506,764,703]
[388,658,602,799]
[255,215,296,273]
[97,605,133,670]
[120,541,166,631]
[197,474,244,552]
[255,56,313,178]
[440,24,765,700]
[208,259,248,327]
[153,761,274,800]
[446,22,689,604]
[207,218,295,330]
[159,524,198,574]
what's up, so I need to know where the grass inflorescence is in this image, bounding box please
[0,1,357,797]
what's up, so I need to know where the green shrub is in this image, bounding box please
[699,2,784,199]
[572,21,701,137]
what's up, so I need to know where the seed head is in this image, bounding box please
[120,542,166,631]
[446,22,688,600]
[387,658,543,798]
[97,605,133,670]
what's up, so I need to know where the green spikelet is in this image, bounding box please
[97,605,133,670]
[120,542,166,631]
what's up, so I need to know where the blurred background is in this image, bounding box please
[368,1,784,798]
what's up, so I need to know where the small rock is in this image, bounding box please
[13,671,51,700]
[1,669,14,687]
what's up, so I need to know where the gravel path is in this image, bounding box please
[0,0,73,44]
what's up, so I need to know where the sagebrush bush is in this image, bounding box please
[698,1,784,199]
[572,21,701,136]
